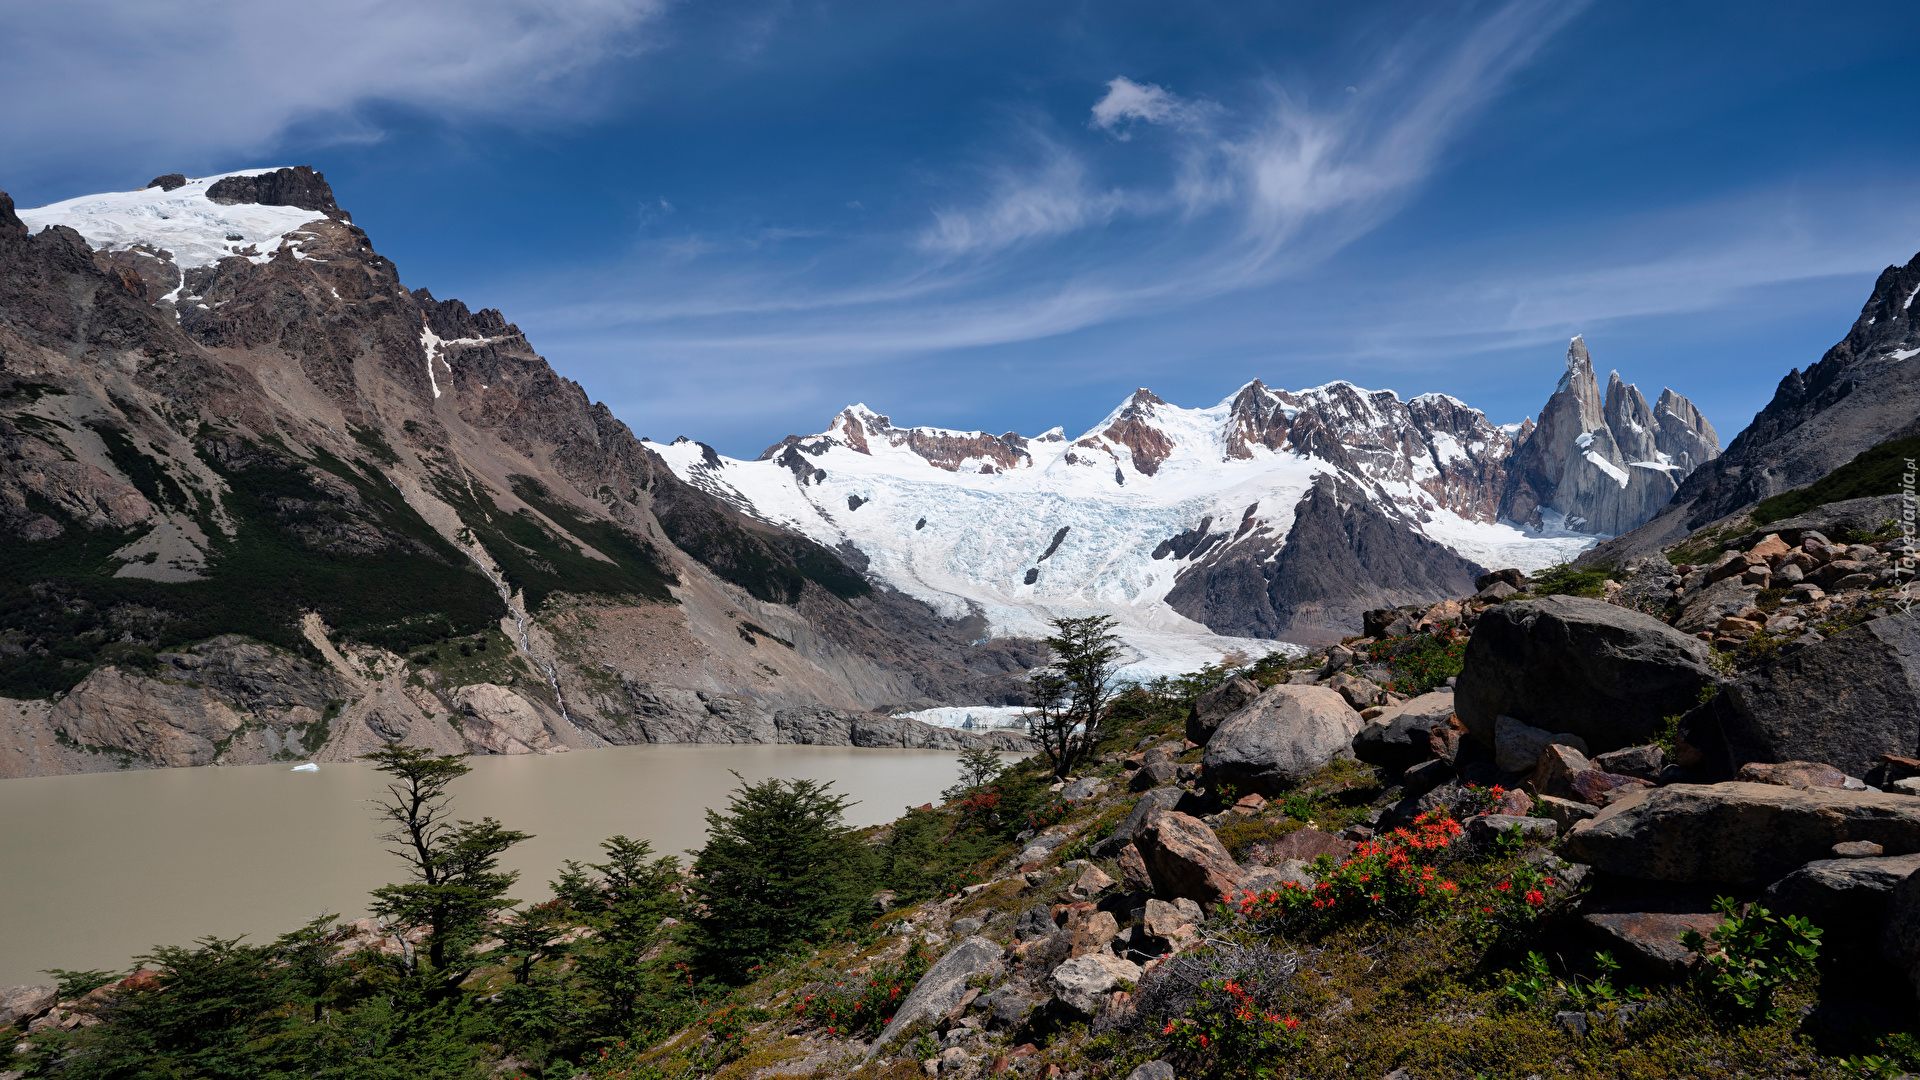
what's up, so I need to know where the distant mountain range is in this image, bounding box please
[658,338,1718,649]
[9,163,1909,777]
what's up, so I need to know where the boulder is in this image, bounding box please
[1494,714,1589,774]
[1536,794,1598,830]
[1187,677,1261,745]
[1763,854,1920,950]
[867,936,1005,1054]
[1475,580,1521,602]
[1590,745,1665,781]
[1579,891,1725,977]
[1351,690,1455,777]
[1881,870,1920,1006]
[1247,827,1355,866]
[1713,616,1920,777]
[1134,811,1244,904]
[1835,841,1885,857]
[1532,742,1593,799]
[1400,758,1454,797]
[1067,865,1116,900]
[1049,953,1142,1018]
[1126,1063,1176,1080]
[1327,673,1383,711]
[1015,905,1055,942]
[1477,568,1529,592]
[1456,596,1720,754]
[1128,761,1179,791]
[1565,782,1920,886]
[1364,608,1417,639]
[1094,787,1185,857]
[1060,776,1106,802]
[1465,814,1557,847]
[0,984,55,1028]
[1202,685,1362,796]
[1672,577,1764,637]
[1069,910,1121,958]
[1240,859,1317,894]
[1735,760,1850,790]
[1116,843,1153,893]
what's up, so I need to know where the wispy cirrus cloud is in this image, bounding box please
[1,0,669,178]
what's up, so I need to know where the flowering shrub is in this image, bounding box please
[1681,897,1822,1022]
[1457,782,1511,818]
[1468,856,1562,939]
[790,941,933,1038]
[1363,631,1467,695]
[1161,977,1304,1079]
[1238,812,1462,929]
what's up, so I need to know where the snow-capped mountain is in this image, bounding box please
[656,375,1641,652]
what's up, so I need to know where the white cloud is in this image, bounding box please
[918,144,1128,256]
[1089,77,1211,138]
[0,0,667,174]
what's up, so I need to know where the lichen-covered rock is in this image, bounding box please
[1202,685,1361,796]
[1049,953,1142,1018]
[1713,617,1920,778]
[867,936,1004,1054]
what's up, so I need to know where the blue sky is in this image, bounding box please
[6,0,1919,457]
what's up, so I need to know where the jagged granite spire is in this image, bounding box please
[1499,336,1719,535]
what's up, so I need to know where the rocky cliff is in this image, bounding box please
[1587,250,1920,563]
[0,168,1036,777]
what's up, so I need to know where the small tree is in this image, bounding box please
[1026,615,1123,780]
[363,743,531,996]
[941,745,1010,803]
[568,835,691,1038]
[691,775,874,981]
[274,913,354,1022]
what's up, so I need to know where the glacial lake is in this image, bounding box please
[0,745,985,986]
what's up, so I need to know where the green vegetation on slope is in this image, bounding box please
[1754,435,1920,524]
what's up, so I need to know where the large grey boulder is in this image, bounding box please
[1883,870,1920,1009]
[1712,616,1920,777]
[1187,677,1260,746]
[1763,854,1920,950]
[866,936,1004,1054]
[1565,782,1920,886]
[1352,690,1454,777]
[1455,595,1719,754]
[1202,685,1360,796]
[1093,786,1185,858]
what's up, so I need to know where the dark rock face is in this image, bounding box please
[1712,615,1920,777]
[1093,787,1184,857]
[146,174,187,191]
[1167,474,1484,641]
[1764,854,1920,951]
[1455,596,1718,754]
[1186,676,1259,745]
[205,166,345,217]
[1351,690,1454,777]
[1589,249,1920,563]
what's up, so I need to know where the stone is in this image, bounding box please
[1567,770,1654,808]
[1457,596,1720,755]
[1125,1063,1176,1080]
[936,1047,970,1074]
[1134,811,1244,904]
[1351,690,1455,777]
[1201,685,1362,796]
[1465,814,1557,847]
[1094,787,1185,857]
[1015,905,1055,941]
[1477,568,1529,592]
[1735,760,1850,790]
[0,985,55,1028]
[1249,827,1355,866]
[1749,534,1791,560]
[1536,794,1598,830]
[1234,793,1267,811]
[1327,672,1384,711]
[1475,580,1520,602]
[1707,550,1752,582]
[868,936,1005,1054]
[1712,616,1920,777]
[1591,745,1665,781]
[1764,854,1920,950]
[950,917,986,936]
[1116,843,1154,893]
[1532,742,1593,799]
[1400,758,1454,798]
[1494,714,1590,774]
[1136,895,1198,937]
[1565,782,1920,886]
[1049,954,1142,1018]
[1790,583,1826,601]
[987,992,1041,1029]
[1239,859,1316,895]
[1882,871,1920,1008]
[1067,865,1116,900]
[1018,832,1071,864]
[1128,761,1179,791]
[1580,893,1725,977]
[1187,677,1261,746]
[1834,840,1885,857]
[1060,776,1105,801]
[1070,910,1121,958]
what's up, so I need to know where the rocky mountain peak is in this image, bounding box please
[1501,337,1718,535]
[204,166,346,220]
